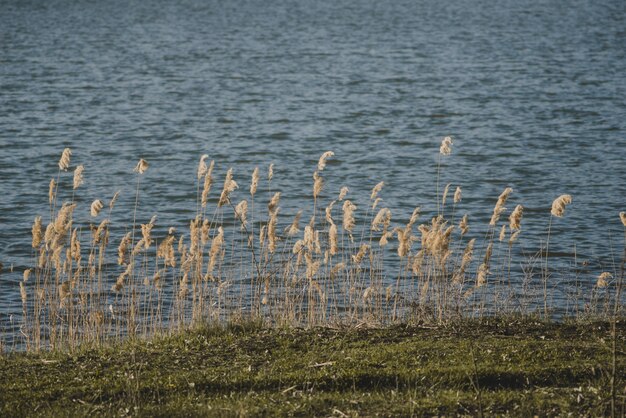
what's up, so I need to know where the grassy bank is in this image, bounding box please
[1,318,624,417]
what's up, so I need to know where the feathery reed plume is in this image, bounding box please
[597,272,612,288]
[59,148,72,171]
[54,203,76,235]
[338,186,349,201]
[200,219,210,246]
[235,200,248,229]
[92,220,110,246]
[48,179,56,204]
[352,244,369,264]
[476,264,489,287]
[109,191,120,210]
[201,160,215,208]
[395,227,412,258]
[90,199,104,217]
[268,209,279,253]
[218,168,238,207]
[268,192,280,214]
[118,232,131,265]
[303,225,315,252]
[459,214,469,235]
[32,216,43,248]
[551,194,572,217]
[372,197,382,210]
[454,186,462,204]
[134,158,149,174]
[509,204,523,231]
[73,165,84,189]
[499,225,506,242]
[453,238,475,284]
[329,223,338,255]
[342,200,356,233]
[330,262,345,279]
[23,269,32,282]
[268,163,274,181]
[371,208,391,232]
[325,201,336,225]
[313,171,323,199]
[489,187,513,226]
[19,282,27,306]
[317,151,334,172]
[407,207,421,229]
[286,210,302,236]
[620,212,626,226]
[439,136,453,156]
[141,217,156,249]
[207,226,224,276]
[197,154,209,180]
[441,183,451,208]
[70,228,80,260]
[112,262,133,291]
[509,230,521,244]
[370,181,384,201]
[250,167,259,196]
[157,235,176,267]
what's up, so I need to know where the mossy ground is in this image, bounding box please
[1,318,624,417]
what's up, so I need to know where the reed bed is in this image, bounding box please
[3,141,625,352]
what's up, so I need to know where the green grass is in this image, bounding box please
[1,318,624,417]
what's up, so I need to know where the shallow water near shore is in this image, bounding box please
[1,0,625,343]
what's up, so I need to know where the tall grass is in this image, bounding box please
[4,141,625,352]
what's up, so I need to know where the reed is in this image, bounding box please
[2,145,624,353]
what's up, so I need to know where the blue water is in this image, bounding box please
[1,0,625,329]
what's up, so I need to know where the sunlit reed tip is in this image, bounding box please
[338,186,349,201]
[59,148,72,171]
[73,165,84,190]
[134,158,149,174]
[197,154,209,180]
[250,167,259,196]
[453,186,462,204]
[597,272,612,288]
[317,151,334,172]
[90,199,104,217]
[620,211,626,227]
[370,181,384,200]
[109,191,120,210]
[551,194,572,217]
[439,136,453,156]
[509,204,523,231]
